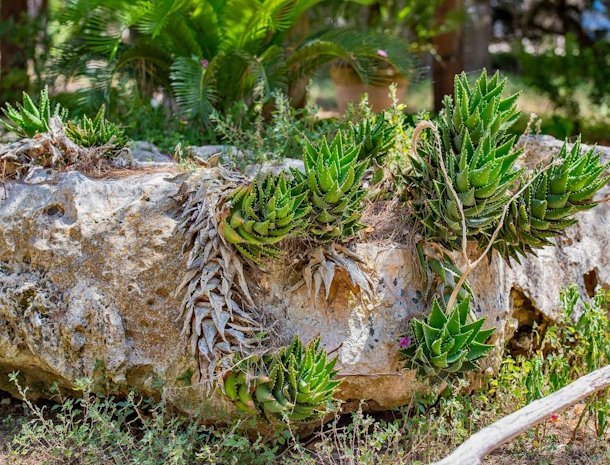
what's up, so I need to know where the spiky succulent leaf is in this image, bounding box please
[293,131,368,242]
[351,115,396,166]
[65,105,127,149]
[1,86,69,137]
[495,138,609,262]
[408,70,523,250]
[400,297,494,380]
[221,336,340,422]
[417,243,473,304]
[220,172,311,263]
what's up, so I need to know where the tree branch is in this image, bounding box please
[430,364,610,465]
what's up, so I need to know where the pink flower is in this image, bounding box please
[400,336,411,348]
[377,49,388,58]
[200,58,209,68]
[550,413,559,423]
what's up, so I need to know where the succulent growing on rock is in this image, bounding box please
[416,244,472,304]
[222,337,340,422]
[65,105,127,149]
[292,132,367,242]
[401,297,494,380]
[220,172,311,263]
[2,86,69,138]
[177,169,266,378]
[495,138,609,261]
[410,70,523,250]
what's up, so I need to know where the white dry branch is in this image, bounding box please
[430,364,610,465]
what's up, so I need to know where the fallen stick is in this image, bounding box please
[430,364,610,465]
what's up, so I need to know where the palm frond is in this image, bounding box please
[137,0,187,38]
[170,56,218,120]
[289,29,414,86]
[238,46,288,101]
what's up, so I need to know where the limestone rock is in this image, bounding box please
[0,135,608,416]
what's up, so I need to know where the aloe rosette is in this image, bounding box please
[292,131,368,242]
[221,337,340,422]
[495,138,610,261]
[351,116,396,183]
[410,70,523,250]
[65,105,126,148]
[401,297,495,379]
[2,86,68,138]
[220,172,310,263]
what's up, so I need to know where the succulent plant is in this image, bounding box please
[352,116,395,166]
[221,337,340,422]
[416,244,472,305]
[65,105,127,149]
[409,70,523,250]
[292,131,368,242]
[495,138,609,261]
[220,172,311,263]
[2,86,69,138]
[401,297,494,380]
[177,170,266,378]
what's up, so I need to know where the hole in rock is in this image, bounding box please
[43,204,65,217]
[507,287,551,357]
[584,269,598,298]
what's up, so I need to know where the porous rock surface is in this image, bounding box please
[0,135,608,415]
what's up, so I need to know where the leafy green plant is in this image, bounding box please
[210,90,338,167]
[56,0,413,121]
[220,172,311,263]
[409,70,522,250]
[400,297,494,380]
[1,86,68,137]
[65,105,127,148]
[292,131,367,242]
[221,337,340,422]
[6,373,278,465]
[518,34,610,119]
[495,138,610,261]
[493,285,610,440]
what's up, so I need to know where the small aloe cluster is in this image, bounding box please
[221,337,340,422]
[2,86,68,138]
[410,71,522,250]
[402,70,608,381]
[292,133,368,242]
[495,139,610,261]
[351,116,396,184]
[66,105,126,148]
[401,297,494,379]
[1,87,127,150]
[222,129,374,262]
[220,172,310,262]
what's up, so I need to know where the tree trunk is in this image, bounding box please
[432,0,463,112]
[461,0,491,72]
[0,0,30,104]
